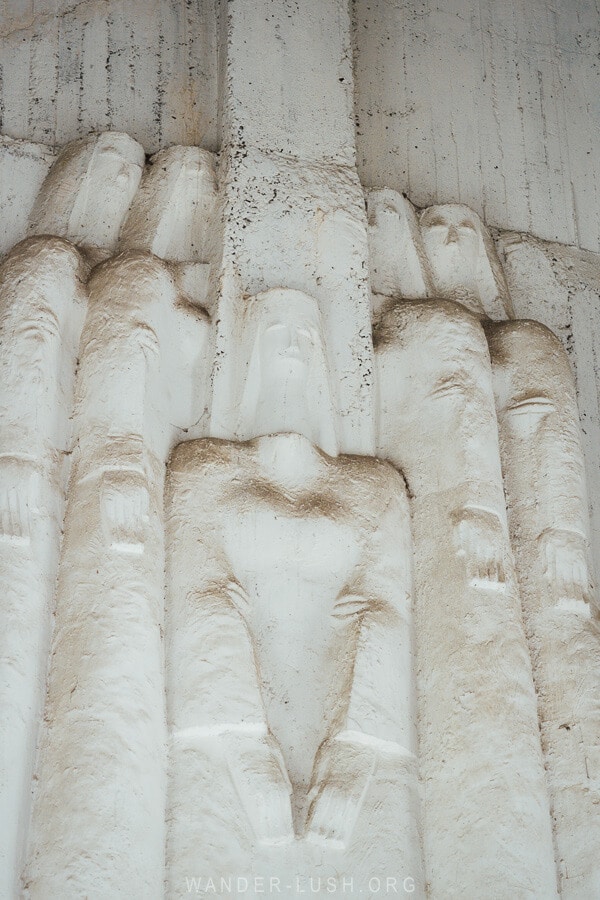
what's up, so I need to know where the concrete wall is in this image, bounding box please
[0,0,219,154]
[354,0,600,253]
[5,0,600,253]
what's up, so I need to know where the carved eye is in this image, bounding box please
[424,218,446,228]
[459,221,477,231]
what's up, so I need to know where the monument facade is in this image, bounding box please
[0,2,599,898]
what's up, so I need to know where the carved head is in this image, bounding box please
[366,189,433,304]
[419,204,513,319]
[119,145,218,263]
[28,132,144,252]
[237,288,338,455]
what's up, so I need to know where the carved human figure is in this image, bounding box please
[119,145,217,262]
[371,194,596,895]
[24,253,210,897]
[368,192,558,897]
[419,202,514,320]
[375,298,558,899]
[419,201,594,601]
[487,319,600,898]
[366,189,432,312]
[165,288,422,892]
[0,133,144,899]
[420,205,600,896]
[119,145,219,312]
[28,131,144,257]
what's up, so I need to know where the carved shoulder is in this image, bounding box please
[335,453,409,512]
[168,437,242,477]
[374,297,483,351]
[88,250,173,309]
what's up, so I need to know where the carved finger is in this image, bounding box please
[581,570,594,607]
[9,487,23,538]
[227,582,252,616]
[543,543,557,586]
[18,491,31,539]
[496,551,506,584]
[0,496,10,537]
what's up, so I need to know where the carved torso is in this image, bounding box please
[167,433,408,799]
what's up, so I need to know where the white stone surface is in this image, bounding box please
[489,318,600,899]
[210,157,375,457]
[24,252,210,898]
[0,0,219,154]
[0,0,599,896]
[496,232,600,589]
[223,0,355,164]
[0,236,88,900]
[29,130,144,252]
[165,286,422,892]
[212,0,374,457]
[354,0,600,253]
[375,299,558,899]
[0,135,55,257]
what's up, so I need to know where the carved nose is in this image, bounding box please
[445,225,459,244]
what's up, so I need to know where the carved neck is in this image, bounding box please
[252,371,313,442]
[254,432,326,489]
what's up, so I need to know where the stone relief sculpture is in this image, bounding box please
[0,133,144,898]
[119,145,219,312]
[488,319,600,898]
[374,297,557,897]
[419,202,514,321]
[165,288,423,893]
[369,189,599,897]
[24,250,210,897]
[28,131,144,258]
[366,189,432,310]
[0,117,597,900]
[0,237,89,895]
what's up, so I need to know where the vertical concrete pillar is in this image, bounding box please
[210,0,375,457]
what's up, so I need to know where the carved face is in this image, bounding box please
[68,135,143,245]
[258,315,319,379]
[238,289,338,455]
[30,133,144,251]
[420,205,482,277]
[91,136,142,194]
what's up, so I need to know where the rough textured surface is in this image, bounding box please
[212,0,374,457]
[489,319,600,899]
[496,232,600,587]
[354,0,600,252]
[0,135,55,257]
[376,300,558,898]
[166,432,420,895]
[1,0,600,896]
[0,236,88,900]
[0,0,219,154]
[24,252,210,898]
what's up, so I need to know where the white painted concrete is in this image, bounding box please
[354,0,600,253]
[0,0,219,154]
[0,0,598,897]
[0,136,55,257]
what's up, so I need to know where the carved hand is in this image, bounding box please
[100,468,149,552]
[453,506,506,587]
[539,527,594,606]
[0,456,41,543]
[305,733,378,849]
[223,729,294,845]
